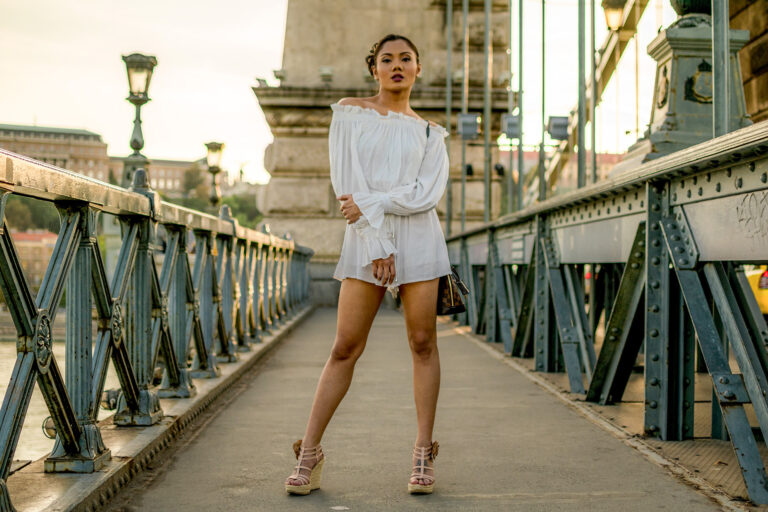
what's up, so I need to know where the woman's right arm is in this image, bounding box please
[329,107,396,268]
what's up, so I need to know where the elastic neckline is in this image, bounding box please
[330,102,448,136]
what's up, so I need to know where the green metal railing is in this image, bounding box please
[0,148,312,510]
[446,120,768,504]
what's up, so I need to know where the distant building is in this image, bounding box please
[0,123,210,198]
[0,124,110,181]
[109,156,207,198]
[10,230,58,289]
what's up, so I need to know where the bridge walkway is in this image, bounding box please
[108,307,719,511]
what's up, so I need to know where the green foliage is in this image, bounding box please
[166,193,262,229]
[182,163,206,198]
[5,196,59,232]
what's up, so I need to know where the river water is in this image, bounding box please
[0,342,120,462]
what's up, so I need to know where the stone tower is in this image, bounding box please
[254,0,511,304]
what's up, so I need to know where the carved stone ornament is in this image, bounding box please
[111,302,123,346]
[656,65,669,109]
[34,314,52,373]
[684,59,713,104]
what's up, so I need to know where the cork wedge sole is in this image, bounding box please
[407,481,434,494]
[285,458,324,495]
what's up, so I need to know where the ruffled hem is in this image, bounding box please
[330,102,449,138]
[352,219,397,266]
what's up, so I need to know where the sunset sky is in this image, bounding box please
[0,0,676,184]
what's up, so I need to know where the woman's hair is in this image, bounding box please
[365,34,420,76]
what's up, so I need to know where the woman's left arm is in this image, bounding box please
[351,130,448,228]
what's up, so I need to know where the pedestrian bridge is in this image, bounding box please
[3,119,768,510]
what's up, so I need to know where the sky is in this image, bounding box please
[0,0,288,184]
[0,0,676,184]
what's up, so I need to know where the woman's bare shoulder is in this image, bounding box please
[337,97,376,107]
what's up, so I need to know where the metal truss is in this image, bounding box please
[0,149,313,511]
[447,122,768,504]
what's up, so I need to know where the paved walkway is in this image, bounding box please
[117,307,720,511]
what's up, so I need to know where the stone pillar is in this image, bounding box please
[255,0,513,304]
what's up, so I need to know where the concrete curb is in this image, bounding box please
[440,319,753,512]
[8,305,316,512]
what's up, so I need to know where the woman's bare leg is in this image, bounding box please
[399,278,440,485]
[302,278,386,446]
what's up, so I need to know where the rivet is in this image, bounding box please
[649,305,660,312]
[651,224,659,231]
[538,349,544,354]
[651,354,660,361]
[634,251,642,258]
[684,401,690,408]
[680,259,689,266]
[631,263,639,269]
[611,327,620,334]
[675,247,684,254]
[652,239,660,247]
[650,329,659,337]
[650,378,659,386]
[608,335,617,342]
[651,281,660,289]
[652,257,660,265]
[652,204,660,211]
[649,401,658,409]
[672,234,681,241]
[719,376,728,384]
[684,377,691,385]
[649,424,659,432]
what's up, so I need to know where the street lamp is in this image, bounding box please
[122,53,157,186]
[601,0,626,31]
[206,142,224,207]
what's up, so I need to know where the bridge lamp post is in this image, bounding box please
[122,53,157,187]
[206,142,225,207]
[601,0,626,31]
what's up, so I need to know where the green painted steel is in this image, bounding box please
[0,149,313,510]
[444,120,768,504]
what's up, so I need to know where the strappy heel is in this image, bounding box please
[285,439,325,495]
[408,441,438,494]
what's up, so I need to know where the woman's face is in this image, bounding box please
[372,39,421,91]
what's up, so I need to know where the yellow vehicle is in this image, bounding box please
[745,266,768,315]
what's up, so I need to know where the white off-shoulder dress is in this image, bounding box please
[329,102,452,294]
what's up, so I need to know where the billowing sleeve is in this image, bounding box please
[353,125,449,229]
[329,110,397,264]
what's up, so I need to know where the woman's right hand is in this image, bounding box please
[372,254,396,286]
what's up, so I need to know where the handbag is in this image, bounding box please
[437,266,470,316]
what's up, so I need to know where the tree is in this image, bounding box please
[182,163,206,198]
[4,199,32,231]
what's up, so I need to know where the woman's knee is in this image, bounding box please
[330,335,364,363]
[408,330,437,359]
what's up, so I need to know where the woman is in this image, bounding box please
[285,33,451,496]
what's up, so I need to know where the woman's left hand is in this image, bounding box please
[338,194,362,224]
